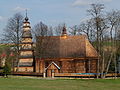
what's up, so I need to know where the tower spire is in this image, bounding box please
[26,9,27,17]
[25,9,29,21]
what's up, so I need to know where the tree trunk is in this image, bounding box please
[104,53,113,78]
[101,51,105,78]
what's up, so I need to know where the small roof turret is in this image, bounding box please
[61,25,67,36]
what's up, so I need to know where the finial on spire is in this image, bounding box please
[25,9,29,21]
[26,9,27,17]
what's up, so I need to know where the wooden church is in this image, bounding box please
[14,15,98,77]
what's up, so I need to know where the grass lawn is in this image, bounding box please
[0,77,120,90]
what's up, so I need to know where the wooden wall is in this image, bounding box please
[14,67,33,72]
[35,59,97,74]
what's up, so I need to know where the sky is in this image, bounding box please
[0,0,120,35]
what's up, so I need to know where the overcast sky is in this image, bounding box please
[0,0,120,35]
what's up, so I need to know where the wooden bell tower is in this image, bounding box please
[18,11,34,72]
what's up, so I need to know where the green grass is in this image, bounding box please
[0,77,120,90]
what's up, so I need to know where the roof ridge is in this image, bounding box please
[45,62,60,71]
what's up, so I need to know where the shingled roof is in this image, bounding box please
[22,30,32,38]
[36,35,98,59]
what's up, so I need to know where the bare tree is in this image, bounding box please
[54,24,64,36]
[87,3,108,78]
[33,22,48,37]
[87,3,106,46]
[47,26,53,36]
[2,13,23,71]
[69,25,79,35]
[78,20,95,41]
[32,21,52,58]
[105,10,120,78]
